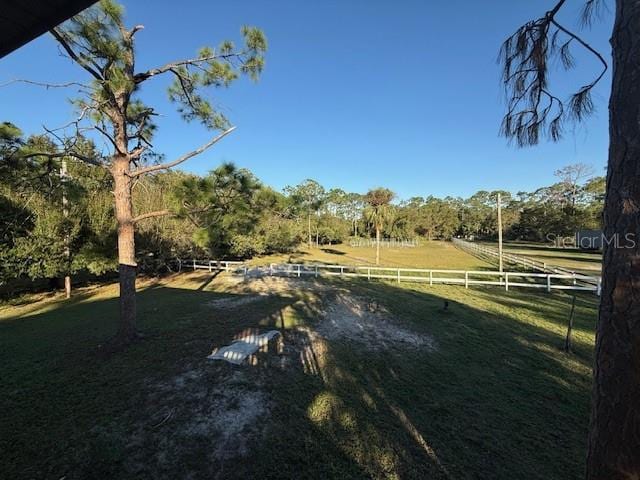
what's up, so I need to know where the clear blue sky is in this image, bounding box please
[0,0,613,199]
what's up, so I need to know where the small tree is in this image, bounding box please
[285,179,325,249]
[16,1,266,346]
[345,192,365,237]
[364,188,394,265]
[554,163,595,208]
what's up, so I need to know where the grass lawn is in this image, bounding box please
[480,241,602,275]
[0,271,597,479]
[250,240,493,270]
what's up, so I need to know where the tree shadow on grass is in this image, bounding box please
[273,278,596,479]
[0,276,596,479]
[196,270,222,290]
[466,287,598,357]
[321,248,347,255]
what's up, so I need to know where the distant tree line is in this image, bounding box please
[1,122,604,293]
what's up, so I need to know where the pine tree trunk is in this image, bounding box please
[308,213,312,248]
[376,226,380,265]
[586,2,640,477]
[113,155,139,344]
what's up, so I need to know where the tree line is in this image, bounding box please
[1,123,605,295]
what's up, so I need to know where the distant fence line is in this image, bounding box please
[349,238,419,248]
[452,238,601,285]
[177,258,601,295]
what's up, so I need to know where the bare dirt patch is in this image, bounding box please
[217,275,435,352]
[315,292,435,351]
[126,365,269,477]
[219,273,330,295]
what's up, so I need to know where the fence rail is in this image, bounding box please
[349,238,419,248]
[452,238,601,286]
[177,259,245,272]
[178,258,601,295]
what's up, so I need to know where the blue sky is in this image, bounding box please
[0,0,613,199]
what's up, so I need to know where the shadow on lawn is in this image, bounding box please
[321,247,347,255]
[0,275,596,480]
[293,279,595,479]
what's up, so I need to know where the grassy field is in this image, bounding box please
[480,241,602,274]
[250,240,492,270]
[1,266,597,479]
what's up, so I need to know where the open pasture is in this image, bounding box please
[479,241,602,275]
[1,271,597,479]
[249,240,493,270]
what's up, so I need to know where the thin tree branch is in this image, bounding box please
[94,124,125,154]
[49,28,103,81]
[133,53,246,83]
[170,68,197,110]
[129,126,236,177]
[0,79,92,90]
[19,151,105,168]
[550,19,608,82]
[133,210,171,222]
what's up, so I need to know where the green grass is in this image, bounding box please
[0,271,597,479]
[251,240,493,270]
[480,241,602,274]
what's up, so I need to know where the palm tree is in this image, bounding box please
[364,188,395,265]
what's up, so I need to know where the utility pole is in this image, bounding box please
[61,157,71,299]
[497,192,503,274]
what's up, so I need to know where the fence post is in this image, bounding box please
[269,263,273,276]
[340,266,344,276]
[546,274,551,293]
[597,277,602,296]
[244,265,248,276]
[464,271,468,289]
[193,259,196,271]
[505,273,509,291]
[429,270,433,286]
[315,265,319,278]
[397,269,401,283]
[297,264,301,278]
[367,267,371,280]
[208,261,212,273]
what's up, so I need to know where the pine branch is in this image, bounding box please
[49,28,103,81]
[499,0,608,146]
[129,127,235,177]
[133,52,247,84]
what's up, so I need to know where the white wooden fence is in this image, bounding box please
[178,258,601,295]
[452,238,600,283]
[349,238,419,248]
[177,259,245,272]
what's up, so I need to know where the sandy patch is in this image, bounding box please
[126,367,269,477]
[219,273,329,295]
[316,292,435,351]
